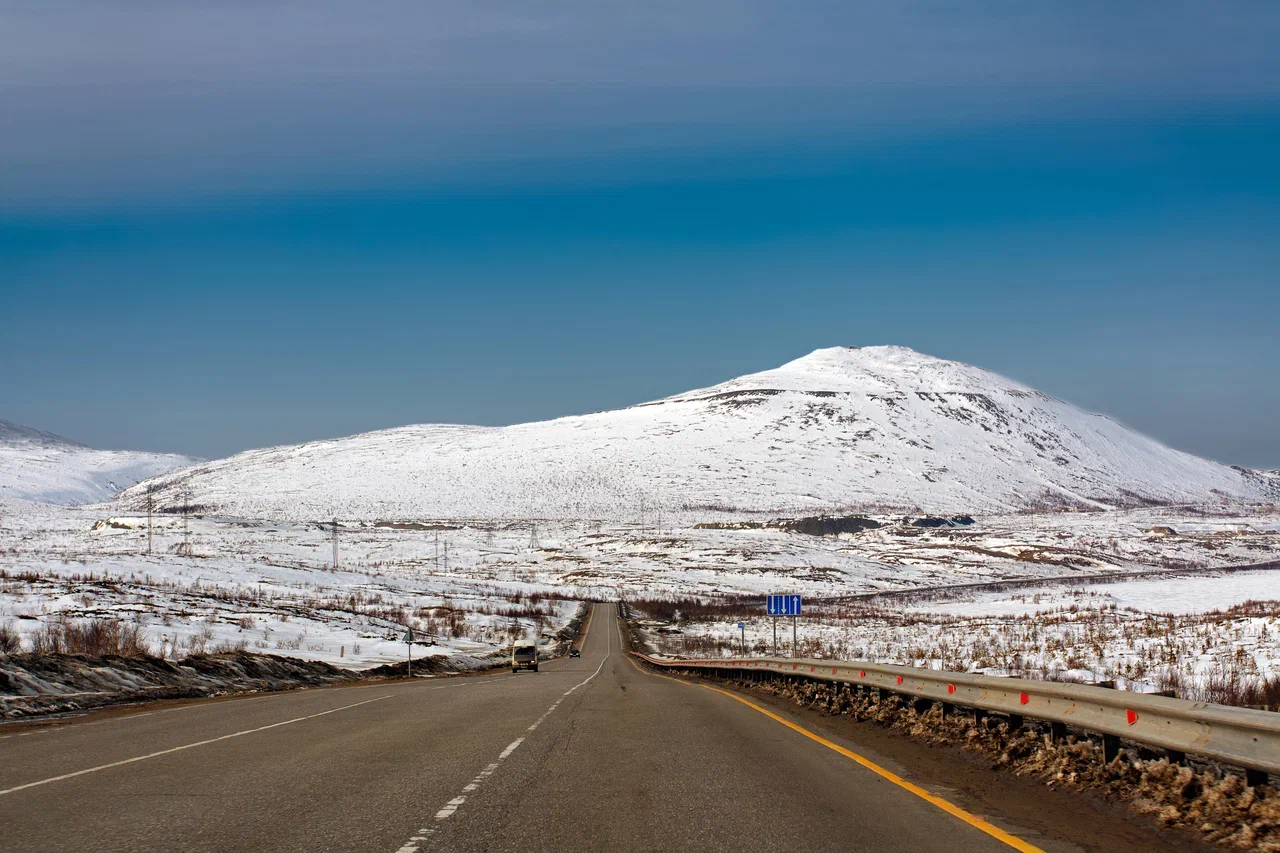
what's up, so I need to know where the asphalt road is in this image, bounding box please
[0,604,1185,853]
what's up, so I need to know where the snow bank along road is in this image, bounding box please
[0,606,1197,853]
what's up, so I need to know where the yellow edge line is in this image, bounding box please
[629,655,1044,853]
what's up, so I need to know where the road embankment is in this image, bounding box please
[0,649,507,719]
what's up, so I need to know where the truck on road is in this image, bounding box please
[511,643,538,673]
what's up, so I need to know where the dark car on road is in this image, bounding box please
[569,648,581,658]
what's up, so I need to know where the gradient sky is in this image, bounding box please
[2,2,1279,467]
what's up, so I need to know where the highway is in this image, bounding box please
[0,604,1198,852]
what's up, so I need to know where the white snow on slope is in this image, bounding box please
[915,572,1280,618]
[0,420,196,506]
[120,346,1269,521]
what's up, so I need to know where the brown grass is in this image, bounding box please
[28,617,154,657]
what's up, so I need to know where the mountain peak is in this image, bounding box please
[712,346,1035,395]
[779,345,944,372]
[118,346,1264,519]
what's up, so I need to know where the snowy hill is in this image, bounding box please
[120,347,1268,520]
[0,420,197,505]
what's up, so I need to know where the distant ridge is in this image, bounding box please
[0,419,89,449]
[0,420,196,505]
[121,346,1270,520]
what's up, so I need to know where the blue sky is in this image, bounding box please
[2,2,1279,467]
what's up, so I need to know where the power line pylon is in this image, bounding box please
[180,489,192,557]
[146,485,153,556]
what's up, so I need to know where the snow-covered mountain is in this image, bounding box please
[0,420,197,506]
[121,347,1269,520]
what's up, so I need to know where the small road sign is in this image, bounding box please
[737,621,745,629]
[404,628,414,643]
[766,594,802,616]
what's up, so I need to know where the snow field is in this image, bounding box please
[650,574,1280,700]
[2,498,1276,677]
[1,504,586,669]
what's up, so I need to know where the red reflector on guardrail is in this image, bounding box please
[831,668,837,674]
[1020,693,1029,705]
[947,684,956,694]
[810,666,815,672]
[1127,709,1138,726]
[896,676,903,685]
[859,671,865,678]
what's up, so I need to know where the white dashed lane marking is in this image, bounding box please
[0,674,505,744]
[0,695,393,797]
[392,621,612,852]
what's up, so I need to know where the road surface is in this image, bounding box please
[0,604,1192,852]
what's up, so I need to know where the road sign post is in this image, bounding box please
[766,594,802,656]
[404,627,414,678]
[737,621,746,655]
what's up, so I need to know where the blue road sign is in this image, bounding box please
[766,594,802,616]
[737,621,745,629]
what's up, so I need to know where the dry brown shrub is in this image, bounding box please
[0,621,21,654]
[29,617,153,657]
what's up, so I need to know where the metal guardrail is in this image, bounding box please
[632,652,1280,781]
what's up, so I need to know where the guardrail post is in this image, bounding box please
[941,702,954,719]
[1008,714,1024,732]
[877,687,889,702]
[1050,721,1067,744]
[974,708,988,726]
[1166,749,1186,765]
[1102,733,1121,764]
[1246,769,1269,788]
[912,697,931,715]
